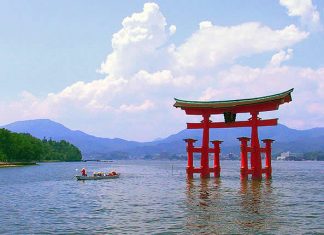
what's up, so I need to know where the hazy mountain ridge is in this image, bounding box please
[3,119,140,157]
[2,119,324,159]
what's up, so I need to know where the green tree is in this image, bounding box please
[0,128,82,162]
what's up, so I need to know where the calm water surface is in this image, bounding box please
[0,160,323,234]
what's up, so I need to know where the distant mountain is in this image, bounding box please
[130,124,324,155]
[2,119,324,159]
[2,119,141,158]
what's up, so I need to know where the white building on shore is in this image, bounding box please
[277,151,303,160]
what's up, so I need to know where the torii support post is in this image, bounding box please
[262,139,274,179]
[211,140,223,177]
[184,138,197,178]
[238,137,250,179]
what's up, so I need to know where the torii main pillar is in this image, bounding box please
[250,111,262,179]
[174,89,293,179]
[201,113,211,177]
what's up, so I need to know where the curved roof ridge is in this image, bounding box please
[174,88,293,104]
[174,88,294,109]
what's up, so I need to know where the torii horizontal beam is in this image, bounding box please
[187,118,278,129]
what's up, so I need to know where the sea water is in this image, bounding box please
[0,160,323,234]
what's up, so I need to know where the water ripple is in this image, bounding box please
[0,160,323,234]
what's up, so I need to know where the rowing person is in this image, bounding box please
[81,168,87,176]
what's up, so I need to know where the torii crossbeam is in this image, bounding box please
[174,89,293,179]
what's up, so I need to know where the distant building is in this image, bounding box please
[222,152,239,160]
[277,151,303,160]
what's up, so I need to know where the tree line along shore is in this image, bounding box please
[0,128,82,167]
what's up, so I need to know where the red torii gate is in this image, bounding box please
[174,89,293,180]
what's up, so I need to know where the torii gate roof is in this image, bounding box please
[174,88,293,114]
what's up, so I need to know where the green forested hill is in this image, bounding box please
[0,128,81,162]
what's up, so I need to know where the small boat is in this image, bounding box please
[75,174,120,180]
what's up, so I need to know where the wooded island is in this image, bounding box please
[0,128,82,166]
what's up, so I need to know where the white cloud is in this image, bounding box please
[119,100,154,112]
[101,2,309,77]
[169,25,176,35]
[4,63,322,140]
[173,22,308,71]
[199,65,324,129]
[99,2,174,77]
[280,0,321,30]
[269,48,293,67]
[199,21,213,29]
[0,2,322,141]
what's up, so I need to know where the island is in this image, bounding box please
[0,128,82,167]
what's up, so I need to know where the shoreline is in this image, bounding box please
[0,162,37,168]
[0,160,83,168]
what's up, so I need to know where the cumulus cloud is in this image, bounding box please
[119,100,155,112]
[7,63,322,139]
[101,2,309,76]
[169,25,176,35]
[99,2,174,77]
[0,2,322,140]
[280,0,321,30]
[173,22,308,71]
[198,65,324,129]
[199,21,213,29]
[269,48,293,67]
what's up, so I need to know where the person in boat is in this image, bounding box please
[81,168,87,176]
[94,172,104,176]
[108,171,117,176]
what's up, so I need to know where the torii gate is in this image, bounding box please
[174,89,293,180]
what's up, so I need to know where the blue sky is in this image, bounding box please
[0,0,323,141]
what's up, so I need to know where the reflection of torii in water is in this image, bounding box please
[238,180,276,231]
[184,178,277,234]
[174,89,294,179]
